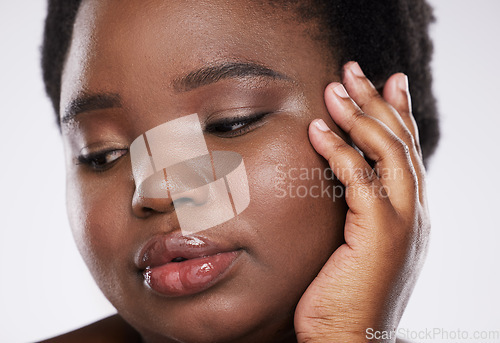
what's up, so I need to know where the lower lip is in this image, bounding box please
[143,251,241,296]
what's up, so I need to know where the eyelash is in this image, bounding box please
[76,149,128,172]
[76,113,268,172]
[205,112,269,137]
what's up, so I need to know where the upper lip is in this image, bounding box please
[135,231,238,270]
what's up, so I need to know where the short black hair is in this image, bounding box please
[41,0,439,164]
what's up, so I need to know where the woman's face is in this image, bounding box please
[60,0,347,342]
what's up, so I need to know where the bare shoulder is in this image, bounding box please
[37,317,415,343]
[37,314,142,343]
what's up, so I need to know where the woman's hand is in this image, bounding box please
[294,62,430,342]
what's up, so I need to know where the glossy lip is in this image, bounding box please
[136,231,242,296]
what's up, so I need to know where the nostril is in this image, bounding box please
[171,257,188,263]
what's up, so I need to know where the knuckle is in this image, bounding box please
[385,135,411,160]
[325,135,350,158]
[399,127,417,150]
[356,85,383,108]
[405,116,423,148]
[368,86,383,102]
[398,127,424,162]
[348,165,376,187]
[345,108,366,133]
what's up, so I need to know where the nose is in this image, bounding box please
[131,168,174,217]
[131,158,214,218]
[130,113,212,219]
[132,193,174,217]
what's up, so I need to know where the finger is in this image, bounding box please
[382,73,428,206]
[342,62,425,206]
[308,118,393,216]
[343,62,421,161]
[382,72,422,157]
[323,82,418,212]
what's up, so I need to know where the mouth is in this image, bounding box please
[136,232,242,297]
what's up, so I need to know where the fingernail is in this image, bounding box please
[398,74,409,92]
[350,62,364,77]
[332,84,349,98]
[314,119,330,132]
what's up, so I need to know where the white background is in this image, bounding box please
[0,1,499,342]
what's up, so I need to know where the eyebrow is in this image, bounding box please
[62,62,291,125]
[172,61,291,92]
[62,93,122,125]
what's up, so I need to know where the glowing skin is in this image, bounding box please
[60,1,348,342]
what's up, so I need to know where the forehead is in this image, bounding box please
[60,0,334,119]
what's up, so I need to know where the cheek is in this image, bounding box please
[66,169,133,289]
[243,125,347,293]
